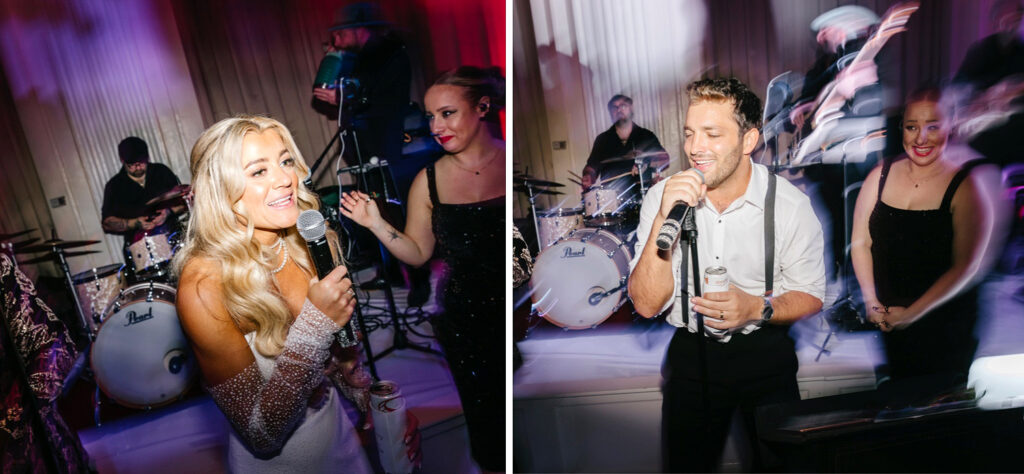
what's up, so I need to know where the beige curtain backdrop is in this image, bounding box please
[513,0,707,219]
[0,0,504,278]
[514,0,994,223]
[0,0,204,277]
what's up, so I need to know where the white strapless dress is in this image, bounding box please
[226,333,372,473]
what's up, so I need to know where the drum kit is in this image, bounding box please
[515,155,659,329]
[6,184,197,419]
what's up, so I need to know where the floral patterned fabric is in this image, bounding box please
[0,253,89,473]
[512,225,532,288]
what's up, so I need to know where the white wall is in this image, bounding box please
[0,0,204,274]
[513,0,706,218]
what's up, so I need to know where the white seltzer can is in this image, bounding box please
[702,266,730,336]
[370,381,413,474]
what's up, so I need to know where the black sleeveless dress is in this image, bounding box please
[869,158,979,386]
[425,164,505,471]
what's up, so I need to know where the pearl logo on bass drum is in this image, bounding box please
[124,305,154,327]
[562,246,586,258]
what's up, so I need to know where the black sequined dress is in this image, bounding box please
[869,158,979,387]
[426,164,505,471]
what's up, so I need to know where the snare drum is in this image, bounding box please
[537,208,582,248]
[127,232,175,281]
[529,228,633,329]
[71,264,126,333]
[91,283,196,408]
[583,186,629,218]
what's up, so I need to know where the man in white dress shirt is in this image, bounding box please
[628,77,826,472]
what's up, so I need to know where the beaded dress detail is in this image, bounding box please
[208,300,370,473]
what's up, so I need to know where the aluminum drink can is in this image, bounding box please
[703,266,729,293]
[370,381,413,474]
[702,266,730,335]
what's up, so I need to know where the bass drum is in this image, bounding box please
[529,228,633,329]
[91,282,196,408]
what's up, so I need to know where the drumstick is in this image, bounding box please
[567,169,584,180]
[598,170,633,184]
[566,177,583,187]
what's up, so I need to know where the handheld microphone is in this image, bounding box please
[297,209,358,347]
[655,168,705,251]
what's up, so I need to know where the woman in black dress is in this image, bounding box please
[340,66,505,473]
[851,87,999,392]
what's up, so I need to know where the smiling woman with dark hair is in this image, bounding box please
[851,87,997,395]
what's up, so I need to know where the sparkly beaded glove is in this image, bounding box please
[206,299,339,455]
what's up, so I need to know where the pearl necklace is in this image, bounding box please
[270,238,288,274]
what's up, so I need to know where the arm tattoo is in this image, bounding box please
[386,227,400,242]
[104,217,130,232]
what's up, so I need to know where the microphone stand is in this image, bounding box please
[306,84,386,379]
[329,88,441,365]
[678,208,710,428]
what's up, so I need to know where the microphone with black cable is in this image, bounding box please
[655,168,705,251]
[297,209,359,348]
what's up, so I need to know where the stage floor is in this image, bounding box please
[513,271,1024,472]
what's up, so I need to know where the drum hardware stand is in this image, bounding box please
[369,263,443,363]
[55,242,106,426]
[587,280,627,308]
[51,244,93,347]
[27,233,107,427]
[0,243,64,473]
[634,154,652,199]
[522,181,544,251]
[813,151,869,360]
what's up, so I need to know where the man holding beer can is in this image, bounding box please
[628,77,826,472]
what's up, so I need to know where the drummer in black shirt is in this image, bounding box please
[582,95,668,198]
[581,95,669,229]
[101,137,185,275]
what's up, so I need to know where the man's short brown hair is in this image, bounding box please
[686,77,762,133]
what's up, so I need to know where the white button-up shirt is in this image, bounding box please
[628,161,826,342]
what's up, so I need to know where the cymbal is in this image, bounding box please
[15,239,102,254]
[513,175,564,187]
[514,185,563,196]
[11,238,40,250]
[18,250,100,265]
[599,151,666,164]
[145,184,192,206]
[0,229,36,241]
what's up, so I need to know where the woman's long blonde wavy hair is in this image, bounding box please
[173,115,322,357]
